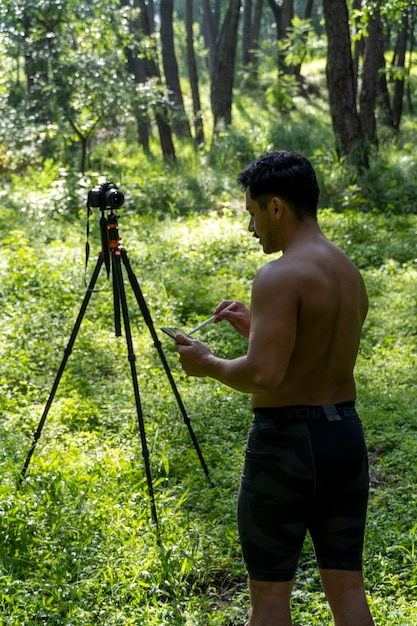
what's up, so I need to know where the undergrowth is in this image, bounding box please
[0,199,416,624]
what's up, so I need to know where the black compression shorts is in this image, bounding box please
[237,402,370,582]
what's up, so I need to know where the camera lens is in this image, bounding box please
[105,188,124,209]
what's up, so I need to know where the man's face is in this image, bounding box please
[246,189,280,255]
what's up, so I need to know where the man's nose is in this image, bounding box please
[248,217,254,232]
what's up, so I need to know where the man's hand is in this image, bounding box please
[175,334,216,377]
[213,300,250,338]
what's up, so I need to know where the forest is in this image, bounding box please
[0,0,416,174]
[0,0,417,624]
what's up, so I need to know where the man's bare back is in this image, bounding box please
[249,229,369,408]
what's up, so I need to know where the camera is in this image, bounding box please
[88,181,124,210]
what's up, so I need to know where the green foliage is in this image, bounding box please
[0,0,160,173]
[263,17,315,114]
[265,74,299,113]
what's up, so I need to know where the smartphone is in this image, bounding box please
[160,327,188,341]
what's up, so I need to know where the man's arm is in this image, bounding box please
[176,262,299,394]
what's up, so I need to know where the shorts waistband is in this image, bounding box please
[253,401,357,422]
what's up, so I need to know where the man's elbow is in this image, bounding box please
[252,370,285,392]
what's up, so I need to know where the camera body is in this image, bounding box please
[88,182,124,210]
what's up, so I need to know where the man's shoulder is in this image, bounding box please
[253,256,302,298]
[255,256,284,279]
[255,253,306,281]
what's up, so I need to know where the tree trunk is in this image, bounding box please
[376,35,394,128]
[352,0,362,93]
[154,110,176,162]
[202,0,216,75]
[160,0,192,139]
[267,0,294,73]
[406,5,415,114]
[359,0,382,146]
[281,0,294,34]
[267,0,293,41]
[304,0,314,19]
[136,0,176,161]
[211,0,241,131]
[243,0,263,85]
[142,0,155,29]
[120,0,150,151]
[186,0,205,148]
[67,117,97,174]
[242,0,252,69]
[392,12,408,130]
[322,0,368,167]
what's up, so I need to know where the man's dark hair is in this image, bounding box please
[237,150,320,221]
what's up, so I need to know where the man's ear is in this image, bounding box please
[271,196,284,218]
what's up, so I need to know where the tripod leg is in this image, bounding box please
[120,249,211,482]
[111,251,122,337]
[20,254,104,484]
[112,250,160,532]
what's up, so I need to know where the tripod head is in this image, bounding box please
[86,180,124,280]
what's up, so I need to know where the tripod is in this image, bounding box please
[20,189,210,534]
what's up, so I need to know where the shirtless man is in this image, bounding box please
[176,151,374,626]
